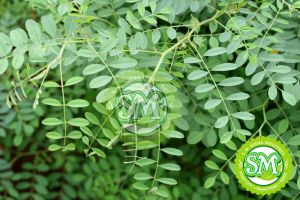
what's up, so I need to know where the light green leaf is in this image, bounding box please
[85,112,100,125]
[219,77,244,87]
[83,64,105,75]
[215,116,229,128]
[110,57,137,69]
[167,27,177,39]
[225,92,249,101]
[42,98,62,106]
[157,178,177,185]
[232,112,255,120]
[220,131,233,144]
[133,182,149,191]
[212,63,237,71]
[204,47,227,56]
[268,84,277,100]
[0,32,12,57]
[161,148,183,156]
[152,29,161,44]
[287,135,300,146]
[25,19,42,43]
[188,70,208,80]
[219,32,231,42]
[136,158,156,167]
[212,149,227,160]
[187,131,204,144]
[92,148,106,158]
[67,131,82,139]
[89,76,112,88]
[251,71,265,85]
[46,131,63,139]
[10,29,28,47]
[163,130,184,139]
[0,58,8,75]
[204,99,222,110]
[205,160,219,170]
[195,83,215,93]
[65,76,83,86]
[77,48,96,58]
[48,144,62,151]
[184,57,200,64]
[68,118,89,127]
[12,52,24,69]
[42,118,63,126]
[282,90,296,106]
[220,171,230,185]
[41,15,56,37]
[96,87,118,103]
[67,99,89,107]
[227,40,239,54]
[134,173,152,181]
[204,176,216,188]
[159,163,181,171]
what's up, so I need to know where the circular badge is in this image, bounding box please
[115,82,167,135]
[234,136,293,195]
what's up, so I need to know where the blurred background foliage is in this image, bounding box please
[0,0,300,200]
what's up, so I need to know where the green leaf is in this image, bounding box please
[68,118,89,127]
[152,29,161,44]
[12,52,24,69]
[136,141,157,149]
[227,40,239,54]
[65,76,83,86]
[287,135,300,146]
[267,65,291,73]
[42,98,62,106]
[25,19,42,43]
[293,1,300,8]
[110,57,137,69]
[225,92,249,101]
[46,131,63,139]
[41,15,56,37]
[187,131,204,144]
[259,53,283,62]
[0,58,8,75]
[42,118,63,126]
[48,144,62,151]
[212,63,237,71]
[205,160,219,170]
[215,116,229,128]
[161,148,183,156]
[134,173,152,181]
[44,81,60,87]
[251,71,265,85]
[195,84,215,93]
[220,131,233,144]
[85,112,100,125]
[67,131,82,139]
[282,90,296,106]
[212,149,227,160]
[83,64,105,75]
[10,28,28,47]
[184,57,200,64]
[220,171,230,185]
[232,112,255,120]
[219,77,244,87]
[204,47,227,56]
[66,99,89,107]
[0,32,12,57]
[77,48,96,58]
[159,163,181,171]
[278,119,289,134]
[204,99,222,110]
[219,32,231,42]
[136,158,156,166]
[153,188,169,197]
[92,148,106,158]
[167,27,177,39]
[157,178,177,185]
[236,129,251,136]
[133,182,149,191]
[163,130,184,139]
[268,84,277,100]
[204,176,216,188]
[89,76,112,88]
[96,87,118,103]
[188,70,208,80]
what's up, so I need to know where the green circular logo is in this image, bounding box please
[234,136,293,195]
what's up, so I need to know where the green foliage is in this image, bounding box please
[1,0,300,199]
